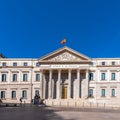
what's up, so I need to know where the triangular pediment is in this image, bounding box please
[39,46,91,63]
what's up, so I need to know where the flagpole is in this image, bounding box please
[65,42,66,46]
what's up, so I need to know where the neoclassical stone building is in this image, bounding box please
[0,46,120,105]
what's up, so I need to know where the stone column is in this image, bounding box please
[40,70,43,98]
[68,69,71,99]
[76,69,80,99]
[49,69,52,99]
[57,69,61,99]
[85,69,89,98]
[43,71,46,99]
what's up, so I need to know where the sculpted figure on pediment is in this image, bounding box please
[49,52,82,61]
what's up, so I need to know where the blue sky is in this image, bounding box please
[0,0,120,58]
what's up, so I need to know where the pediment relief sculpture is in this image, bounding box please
[47,52,84,61]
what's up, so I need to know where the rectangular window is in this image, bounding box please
[101,89,105,97]
[89,73,93,80]
[111,89,115,97]
[2,62,6,66]
[36,62,40,67]
[22,90,27,98]
[35,90,39,96]
[112,61,115,65]
[101,73,105,80]
[23,62,28,66]
[111,73,115,80]
[11,91,16,99]
[23,74,27,81]
[2,74,6,82]
[1,91,5,99]
[89,89,93,97]
[36,74,40,81]
[13,74,17,81]
[13,62,17,66]
[102,62,105,65]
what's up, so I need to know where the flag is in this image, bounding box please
[60,38,66,44]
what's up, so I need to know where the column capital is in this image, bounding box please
[68,69,72,72]
[77,69,80,72]
[58,69,61,72]
[49,69,53,72]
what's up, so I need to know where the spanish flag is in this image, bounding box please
[60,38,66,44]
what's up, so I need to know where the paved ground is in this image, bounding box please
[0,106,120,120]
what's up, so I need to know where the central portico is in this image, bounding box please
[38,46,92,100]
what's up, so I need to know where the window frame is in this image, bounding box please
[1,91,5,99]
[2,74,7,82]
[101,73,105,80]
[13,62,17,66]
[23,74,28,81]
[89,73,94,81]
[101,89,105,97]
[35,90,39,96]
[88,89,93,98]
[36,74,40,81]
[2,62,7,66]
[13,74,17,82]
[36,62,40,67]
[11,91,16,99]
[102,62,105,65]
[23,62,28,66]
[111,61,115,65]
[111,89,115,97]
[111,73,115,80]
[22,90,27,98]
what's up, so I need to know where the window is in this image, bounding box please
[1,91,5,99]
[22,90,27,98]
[89,62,93,66]
[23,74,27,81]
[111,73,115,80]
[101,73,105,80]
[2,74,6,82]
[36,62,40,67]
[35,90,39,96]
[89,73,94,80]
[101,89,105,97]
[13,62,17,66]
[36,74,40,81]
[11,91,16,99]
[2,62,6,66]
[13,74,17,81]
[112,61,115,65]
[88,89,93,97]
[111,89,115,97]
[23,62,28,66]
[102,62,105,65]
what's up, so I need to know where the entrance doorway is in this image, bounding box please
[62,85,67,99]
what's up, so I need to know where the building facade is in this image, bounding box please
[0,46,120,105]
